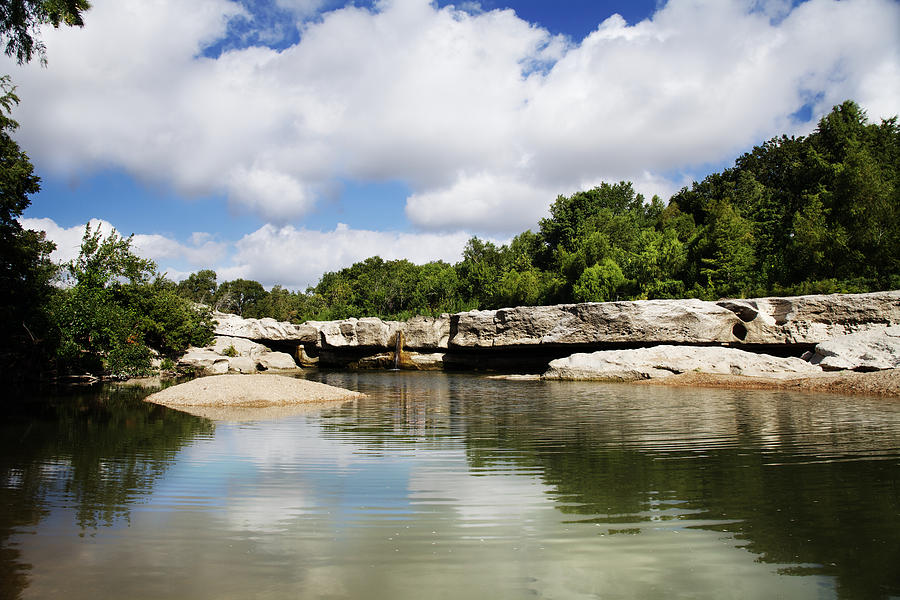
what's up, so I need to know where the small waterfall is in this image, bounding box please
[393,331,403,370]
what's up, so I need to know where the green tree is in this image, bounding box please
[572,259,626,303]
[53,225,212,377]
[0,75,57,381]
[214,278,267,317]
[694,200,756,297]
[176,269,217,305]
[0,0,90,65]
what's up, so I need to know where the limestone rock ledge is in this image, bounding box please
[542,345,823,381]
[201,291,900,376]
[451,290,900,349]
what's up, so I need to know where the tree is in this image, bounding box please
[538,182,647,256]
[53,225,213,377]
[572,259,626,303]
[176,269,217,305]
[215,278,267,317]
[0,75,56,381]
[0,0,90,65]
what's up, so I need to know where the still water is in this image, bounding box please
[1,371,899,599]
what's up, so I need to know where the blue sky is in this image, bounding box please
[11,0,900,288]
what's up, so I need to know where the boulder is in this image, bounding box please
[408,352,446,370]
[179,336,298,374]
[318,317,400,349]
[178,348,230,374]
[256,351,299,370]
[807,325,900,371]
[211,336,269,357]
[542,345,823,381]
[401,315,451,349]
[228,356,258,374]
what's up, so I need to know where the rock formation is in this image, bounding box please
[179,334,298,375]
[196,291,900,382]
[542,345,823,381]
[806,325,900,371]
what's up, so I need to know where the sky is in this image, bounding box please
[9,0,900,290]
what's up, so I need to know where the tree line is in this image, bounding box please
[176,100,899,322]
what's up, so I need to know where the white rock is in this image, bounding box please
[256,351,299,370]
[719,290,900,344]
[210,336,269,357]
[212,311,311,342]
[542,345,823,381]
[178,348,230,375]
[808,325,900,371]
[227,356,257,374]
[451,300,743,348]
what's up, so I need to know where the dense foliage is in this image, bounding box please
[0,77,213,382]
[175,101,898,322]
[52,225,214,377]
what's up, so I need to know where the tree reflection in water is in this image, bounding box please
[0,384,213,599]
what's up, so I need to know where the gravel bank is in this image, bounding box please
[145,374,365,407]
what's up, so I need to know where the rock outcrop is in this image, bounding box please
[199,291,900,380]
[542,345,823,381]
[213,311,313,342]
[450,300,742,348]
[179,335,298,375]
[806,325,900,371]
[450,291,900,349]
[717,291,900,344]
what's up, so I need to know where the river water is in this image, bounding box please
[1,371,899,599]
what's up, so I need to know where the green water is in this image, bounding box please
[2,372,899,599]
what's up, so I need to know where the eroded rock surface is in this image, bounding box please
[807,325,900,371]
[451,300,745,348]
[201,291,900,375]
[213,311,311,342]
[717,291,900,344]
[543,345,823,381]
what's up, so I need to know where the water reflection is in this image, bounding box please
[312,372,900,599]
[0,384,213,599]
[2,372,899,599]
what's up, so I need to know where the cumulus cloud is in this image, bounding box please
[6,0,899,234]
[18,217,228,275]
[21,217,475,289]
[223,223,476,289]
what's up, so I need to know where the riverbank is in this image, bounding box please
[637,368,900,397]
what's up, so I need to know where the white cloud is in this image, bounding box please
[17,217,114,265]
[226,165,316,220]
[21,217,476,290]
[6,0,899,234]
[18,217,228,276]
[224,222,476,289]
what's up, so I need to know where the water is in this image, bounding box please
[2,372,899,599]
